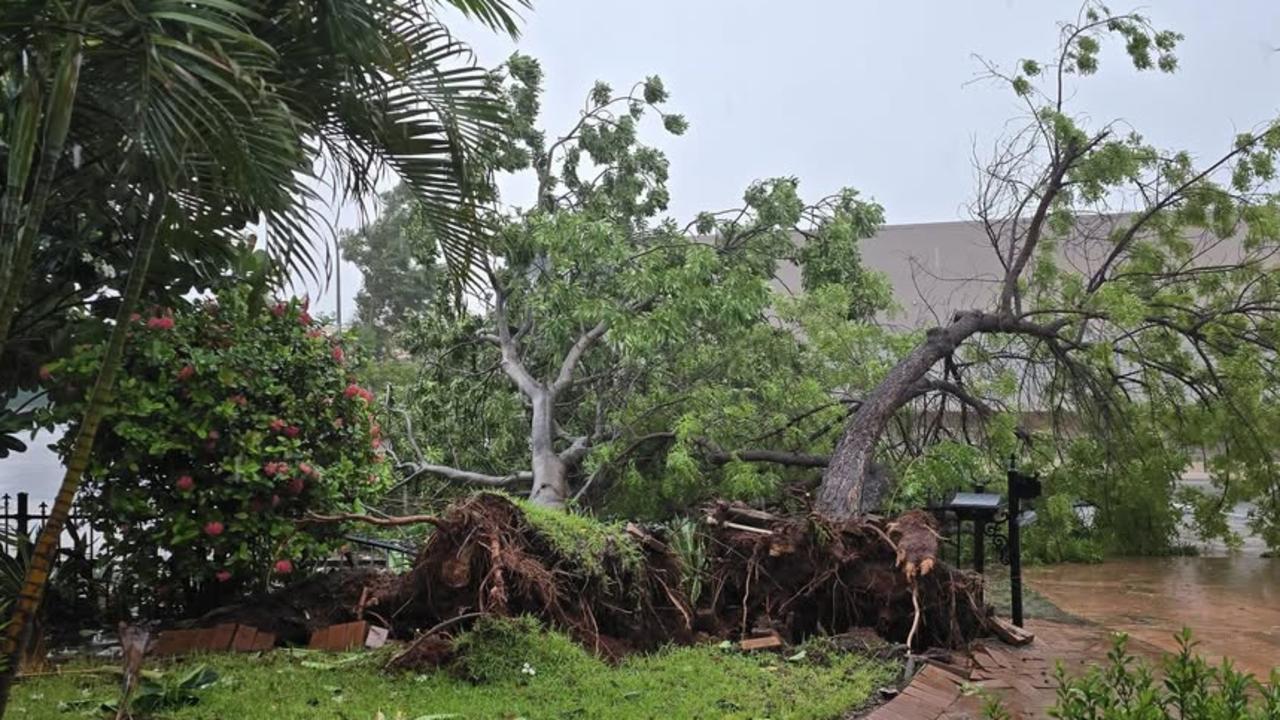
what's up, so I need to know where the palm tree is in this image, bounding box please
[0,0,523,706]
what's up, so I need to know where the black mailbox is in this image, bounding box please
[1009,471,1042,501]
[943,488,1004,576]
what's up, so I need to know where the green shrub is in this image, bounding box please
[987,630,1280,719]
[40,288,392,613]
[1023,494,1104,564]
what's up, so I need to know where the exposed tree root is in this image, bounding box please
[229,495,991,667]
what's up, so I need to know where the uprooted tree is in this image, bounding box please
[388,4,1280,549]
[393,55,894,508]
[815,5,1280,527]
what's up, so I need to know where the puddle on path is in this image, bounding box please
[1026,557,1280,677]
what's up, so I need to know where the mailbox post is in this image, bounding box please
[943,487,1003,606]
[1006,460,1042,627]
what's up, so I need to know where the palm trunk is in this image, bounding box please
[527,391,568,507]
[0,19,85,362]
[0,193,167,711]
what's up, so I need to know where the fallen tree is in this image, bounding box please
[273,493,991,663]
[815,5,1280,520]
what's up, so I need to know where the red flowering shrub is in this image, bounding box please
[42,288,391,614]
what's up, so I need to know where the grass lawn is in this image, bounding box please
[9,621,897,720]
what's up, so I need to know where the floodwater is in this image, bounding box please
[1027,556,1280,677]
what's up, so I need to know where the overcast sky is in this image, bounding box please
[308,0,1280,319]
[7,1,1279,503]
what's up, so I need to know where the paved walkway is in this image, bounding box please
[864,620,1166,719]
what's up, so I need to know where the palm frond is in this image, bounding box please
[436,0,528,36]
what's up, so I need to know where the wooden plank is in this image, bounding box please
[722,503,778,523]
[739,632,784,651]
[991,616,1036,646]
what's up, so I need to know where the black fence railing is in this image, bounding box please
[0,491,98,563]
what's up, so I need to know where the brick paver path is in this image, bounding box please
[863,619,1166,719]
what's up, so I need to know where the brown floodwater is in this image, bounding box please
[1026,557,1280,677]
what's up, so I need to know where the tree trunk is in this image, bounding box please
[527,391,568,507]
[816,313,992,520]
[0,194,167,711]
[0,26,84,362]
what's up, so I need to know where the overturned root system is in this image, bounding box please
[385,493,693,658]
[699,503,987,650]
[247,494,990,665]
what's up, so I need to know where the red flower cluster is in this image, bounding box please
[343,383,374,402]
[284,425,301,438]
[263,461,289,477]
[147,315,175,331]
[203,520,224,537]
[175,475,195,492]
[274,559,293,575]
[176,364,195,381]
[269,418,286,432]
[271,302,288,318]
[331,346,345,364]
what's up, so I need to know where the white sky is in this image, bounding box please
[308,0,1280,319]
[7,1,1279,503]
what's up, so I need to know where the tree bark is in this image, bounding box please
[816,311,1011,520]
[0,193,167,709]
[527,390,568,507]
[0,23,84,363]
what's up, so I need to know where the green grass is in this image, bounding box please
[10,621,896,720]
[510,495,645,577]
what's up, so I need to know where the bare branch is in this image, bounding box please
[486,264,543,396]
[400,461,533,487]
[301,511,441,527]
[551,318,610,395]
[704,447,829,468]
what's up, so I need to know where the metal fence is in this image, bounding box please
[0,491,101,572]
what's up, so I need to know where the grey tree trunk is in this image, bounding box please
[527,391,569,507]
